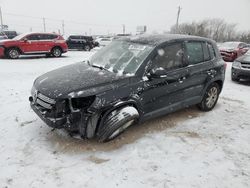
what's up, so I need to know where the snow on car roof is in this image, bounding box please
[120,34,213,46]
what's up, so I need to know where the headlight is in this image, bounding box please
[70,96,96,110]
[31,85,36,95]
[232,61,241,68]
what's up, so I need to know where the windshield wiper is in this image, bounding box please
[85,60,110,72]
[91,63,110,72]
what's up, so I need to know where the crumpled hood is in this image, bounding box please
[219,47,235,52]
[236,54,250,63]
[34,62,130,99]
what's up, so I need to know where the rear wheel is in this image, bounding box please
[7,48,20,59]
[51,47,62,57]
[97,106,139,142]
[198,82,220,112]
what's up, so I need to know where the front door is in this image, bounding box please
[141,42,190,116]
[20,34,40,53]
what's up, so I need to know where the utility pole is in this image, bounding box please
[62,20,65,35]
[0,6,3,32]
[43,17,46,32]
[122,24,125,34]
[175,6,181,33]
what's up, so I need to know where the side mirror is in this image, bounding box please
[23,38,28,42]
[147,68,167,79]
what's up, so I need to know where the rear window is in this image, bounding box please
[202,43,210,61]
[185,42,204,64]
[47,34,58,40]
[208,43,216,59]
[27,34,39,40]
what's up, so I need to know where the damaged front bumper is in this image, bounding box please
[29,90,97,138]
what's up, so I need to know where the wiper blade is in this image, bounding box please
[91,63,110,71]
[85,60,91,66]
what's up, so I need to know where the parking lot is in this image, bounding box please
[0,51,250,188]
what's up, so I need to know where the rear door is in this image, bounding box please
[37,34,56,52]
[184,41,216,98]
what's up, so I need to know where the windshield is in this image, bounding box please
[12,33,27,40]
[221,42,240,49]
[90,40,153,75]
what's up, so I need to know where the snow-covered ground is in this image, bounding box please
[0,51,250,188]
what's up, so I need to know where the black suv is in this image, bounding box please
[66,35,98,51]
[29,34,226,142]
[3,31,18,39]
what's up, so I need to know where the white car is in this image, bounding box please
[95,37,113,47]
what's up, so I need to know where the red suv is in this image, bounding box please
[219,42,249,62]
[0,32,68,59]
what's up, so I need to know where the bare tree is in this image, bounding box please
[169,18,244,42]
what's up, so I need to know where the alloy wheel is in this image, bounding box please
[205,87,218,108]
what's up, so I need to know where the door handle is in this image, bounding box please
[178,76,186,83]
[207,69,217,76]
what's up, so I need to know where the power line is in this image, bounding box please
[4,12,135,29]
[43,17,46,32]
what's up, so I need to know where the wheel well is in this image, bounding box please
[214,80,223,93]
[5,46,22,55]
[95,102,139,135]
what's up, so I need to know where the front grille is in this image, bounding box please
[34,92,56,109]
[36,98,53,109]
[241,63,250,70]
[37,93,56,104]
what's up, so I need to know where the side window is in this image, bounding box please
[185,42,204,64]
[202,43,210,61]
[208,43,216,59]
[152,43,184,71]
[26,34,39,40]
[239,43,247,48]
[47,34,57,40]
[37,34,48,40]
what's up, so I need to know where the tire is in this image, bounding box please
[7,48,20,59]
[231,73,239,82]
[97,106,139,142]
[84,45,91,51]
[51,47,62,57]
[198,82,220,112]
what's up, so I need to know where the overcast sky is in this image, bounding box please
[0,0,250,35]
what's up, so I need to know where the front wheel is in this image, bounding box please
[231,72,239,82]
[51,47,62,57]
[84,45,91,51]
[97,106,139,142]
[7,48,20,59]
[198,83,220,112]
